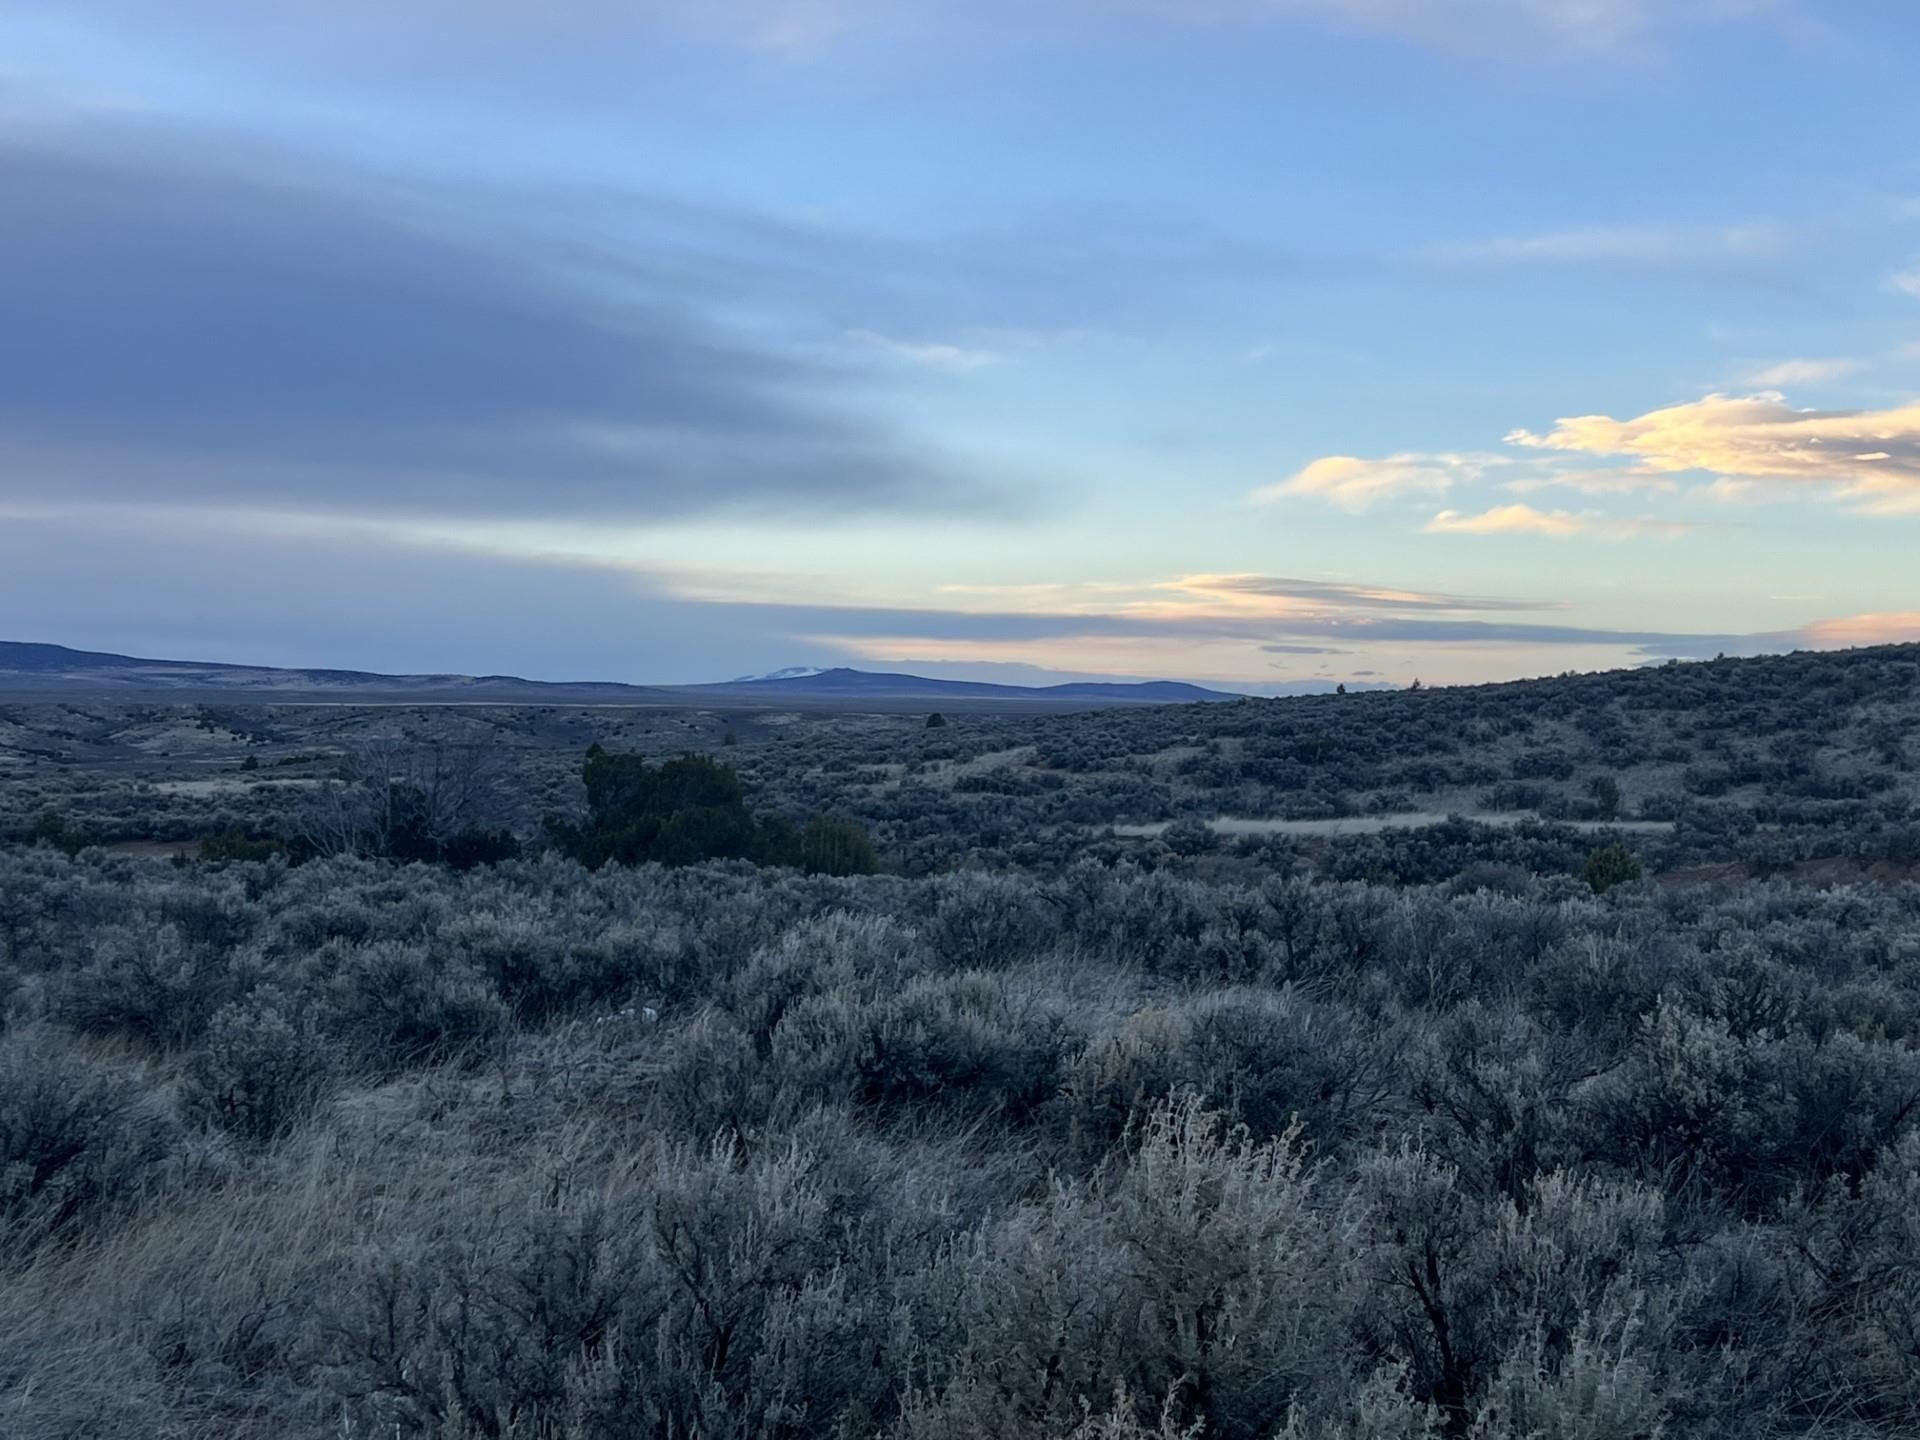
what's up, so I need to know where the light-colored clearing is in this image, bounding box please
[101,840,202,860]
[1114,813,1676,839]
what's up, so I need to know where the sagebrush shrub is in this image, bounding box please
[182,989,336,1143]
[0,1030,179,1239]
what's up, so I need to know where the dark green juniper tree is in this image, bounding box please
[553,746,877,874]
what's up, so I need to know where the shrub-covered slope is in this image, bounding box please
[4,846,1920,1437]
[5,641,1916,881]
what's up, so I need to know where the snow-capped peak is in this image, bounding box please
[730,666,830,683]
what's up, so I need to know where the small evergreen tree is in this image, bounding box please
[1582,842,1643,894]
[925,712,949,729]
[26,810,89,856]
[554,748,879,874]
[556,747,758,868]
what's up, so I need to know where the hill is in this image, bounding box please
[683,666,1240,705]
[0,642,1240,710]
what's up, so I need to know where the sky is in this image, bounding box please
[2,1,1918,692]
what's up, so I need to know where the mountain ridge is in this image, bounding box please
[0,642,1244,710]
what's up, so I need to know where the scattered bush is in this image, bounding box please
[1581,843,1643,894]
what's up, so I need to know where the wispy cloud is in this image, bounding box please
[1500,468,1682,497]
[1892,265,1920,299]
[1509,391,1920,513]
[1425,504,1703,539]
[1160,573,1548,612]
[1254,452,1501,512]
[1742,357,1861,386]
[1136,0,1794,59]
[1426,504,1586,537]
[29,0,1796,73]
[847,329,1002,371]
[1423,220,1796,269]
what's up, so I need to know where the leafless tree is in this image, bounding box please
[296,736,511,859]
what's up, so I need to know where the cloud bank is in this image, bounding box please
[0,124,1007,524]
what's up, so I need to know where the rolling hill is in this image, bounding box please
[0,642,1243,710]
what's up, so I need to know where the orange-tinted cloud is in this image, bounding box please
[1425,505,1703,539]
[1799,612,1920,648]
[1425,504,1586,536]
[1256,452,1496,511]
[1509,392,1920,513]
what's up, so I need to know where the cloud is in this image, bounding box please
[1425,504,1587,536]
[1256,452,1498,511]
[847,329,1001,371]
[1120,0,1795,60]
[1324,0,1791,54]
[1164,573,1547,612]
[1423,220,1796,269]
[1424,505,1704,539]
[1799,612,1920,648]
[1892,266,1920,299]
[1742,357,1861,386]
[26,0,1793,76]
[1500,468,1681,498]
[1253,0,1649,52]
[754,586,1694,653]
[0,123,1010,523]
[10,501,1906,692]
[1604,517,1709,539]
[1508,391,1920,512]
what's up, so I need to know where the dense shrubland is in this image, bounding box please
[5,839,1920,1436]
[5,643,1918,882]
[5,645,1920,1436]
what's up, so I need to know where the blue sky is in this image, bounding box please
[2,0,1917,690]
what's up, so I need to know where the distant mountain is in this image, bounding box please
[0,641,682,702]
[0,643,1243,711]
[687,666,1242,704]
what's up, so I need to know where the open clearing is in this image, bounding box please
[1113,812,1678,839]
